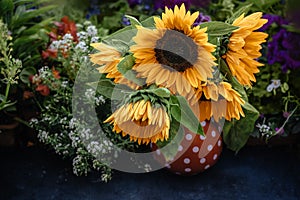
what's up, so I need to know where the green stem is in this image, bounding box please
[275,105,298,135]
[13,117,30,127]
[4,82,11,101]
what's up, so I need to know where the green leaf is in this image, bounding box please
[230,76,248,102]
[19,67,36,84]
[102,25,137,45]
[117,54,135,74]
[124,15,142,27]
[226,3,253,24]
[170,95,204,136]
[117,54,145,86]
[11,5,57,29]
[92,79,133,100]
[282,24,300,34]
[151,88,170,98]
[223,102,259,153]
[107,39,129,55]
[200,21,238,36]
[0,100,17,112]
[0,0,13,14]
[141,16,156,28]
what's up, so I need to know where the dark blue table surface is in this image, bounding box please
[0,144,299,200]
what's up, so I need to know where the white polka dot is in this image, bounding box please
[211,130,216,137]
[218,140,222,147]
[156,149,161,155]
[192,146,199,153]
[200,158,206,164]
[178,145,183,151]
[207,144,213,151]
[184,168,191,172]
[213,154,218,160]
[185,134,193,141]
[204,165,210,170]
[201,121,206,127]
[200,135,206,140]
[183,158,190,164]
[165,164,171,168]
[175,172,181,175]
[218,126,222,132]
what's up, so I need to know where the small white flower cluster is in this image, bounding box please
[84,88,106,106]
[37,130,49,143]
[72,154,88,176]
[75,41,87,51]
[49,33,74,53]
[256,123,273,137]
[29,118,39,127]
[76,21,99,51]
[86,139,113,156]
[61,81,69,88]
[36,66,50,79]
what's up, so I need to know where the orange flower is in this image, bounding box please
[36,84,50,96]
[222,12,268,86]
[52,67,61,79]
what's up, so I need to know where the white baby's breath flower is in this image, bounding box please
[77,31,88,41]
[91,36,99,43]
[29,118,38,126]
[75,41,88,51]
[95,95,105,106]
[61,81,69,88]
[83,21,92,27]
[62,33,73,42]
[87,25,97,37]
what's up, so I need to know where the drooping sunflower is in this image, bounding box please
[130,4,216,99]
[104,99,170,145]
[193,81,245,122]
[90,43,139,89]
[222,12,268,86]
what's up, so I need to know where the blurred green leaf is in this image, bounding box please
[226,3,252,24]
[200,21,238,36]
[170,95,204,136]
[141,16,156,28]
[124,15,141,27]
[117,54,145,86]
[151,88,170,98]
[19,67,36,84]
[223,102,259,153]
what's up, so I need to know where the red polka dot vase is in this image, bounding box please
[153,120,223,175]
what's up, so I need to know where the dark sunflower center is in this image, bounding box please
[154,30,198,72]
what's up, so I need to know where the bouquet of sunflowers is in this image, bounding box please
[86,2,268,174]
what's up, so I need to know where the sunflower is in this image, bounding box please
[104,99,170,145]
[193,81,245,122]
[90,43,139,89]
[222,12,268,86]
[130,4,216,100]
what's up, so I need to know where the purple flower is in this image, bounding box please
[121,16,131,26]
[267,28,300,72]
[86,0,100,19]
[275,127,284,135]
[283,111,290,118]
[193,12,211,26]
[191,0,211,8]
[153,0,191,10]
[260,14,288,31]
[127,0,143,7]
